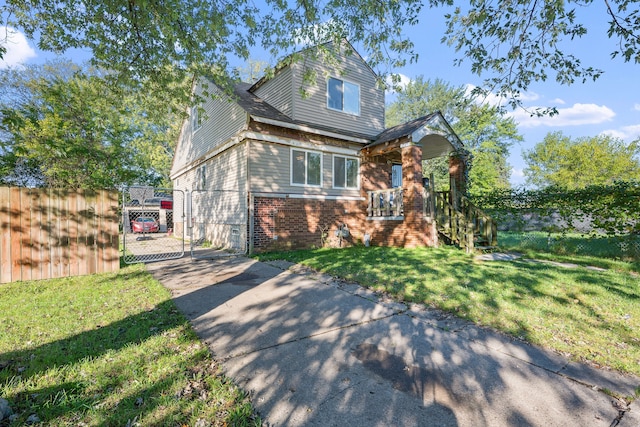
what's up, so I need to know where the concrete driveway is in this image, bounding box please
[146,256,640,427]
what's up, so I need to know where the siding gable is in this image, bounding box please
[252,66,294,118]
[250,42,385,139]
[171,80,248,178]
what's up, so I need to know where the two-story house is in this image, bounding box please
[170,40,494,253]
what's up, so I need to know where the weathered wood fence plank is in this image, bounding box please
[0,187,119,284]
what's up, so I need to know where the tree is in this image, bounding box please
[386,77,522,195]
[437,0,640,112]
[523,131,640,189]
[0,61,180,189]
[3,1,638,110]
[0,0,423,104]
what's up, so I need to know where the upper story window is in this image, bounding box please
[333,155,359,189]
[291,148,322,187]
[191,106,202,132]
[327,77,360,115]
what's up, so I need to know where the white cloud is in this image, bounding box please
[600,129,627,139]
[463,84,541,108]
[509,103,616,128]
[0,27,37,68]
[464,84,504,107]
[634,103,640,112]
[519,91,540,102]
[509,167,526,186]
[385,73,411,94]
[601,124,640,141]
[550,98,566,105]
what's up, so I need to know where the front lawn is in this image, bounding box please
[0,264,260,426]
[255,246,640,377]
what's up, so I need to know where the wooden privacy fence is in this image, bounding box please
[1,187,119,284]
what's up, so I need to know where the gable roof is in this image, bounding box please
[232,82,292,123]
[372,113,440,146]
[366,111,465,153]
[249,38,378,94]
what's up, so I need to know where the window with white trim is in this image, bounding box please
[291,148,322,186]
[195,165,206,190]
[327,77,360,115]
[191,106,202,132]
[333,155,359,189]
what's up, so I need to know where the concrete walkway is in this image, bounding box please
[146,256,640,427]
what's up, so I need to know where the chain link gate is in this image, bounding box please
[187,189,247,259]
[121,187,186,263]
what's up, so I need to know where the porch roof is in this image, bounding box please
[364,112,466,160]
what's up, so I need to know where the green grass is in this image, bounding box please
[0,264,260,427]
[256,246,640,376]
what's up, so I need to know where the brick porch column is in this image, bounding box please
[401,143,424,227]
[449,153,467,196]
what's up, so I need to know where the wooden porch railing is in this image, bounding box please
[424,188,497,252]
[366,188,404,217]
[366,183,497,253]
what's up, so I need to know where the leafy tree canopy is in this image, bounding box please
[0,60,180,189]
[386,76,522,195]
[0,0,423,104]
[436,0,640,113]
[523,131,640,189]
[2,1,638,110]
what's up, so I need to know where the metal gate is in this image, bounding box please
[188,189,247,259]
[121,187,185,263]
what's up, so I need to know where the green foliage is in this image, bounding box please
[0,61,180,188]
[473,181,640,236]
[236,59,269,84]
[436,0,639,111]
[386,77,522,194]
[1,0,424,103]
[524,131,640,189]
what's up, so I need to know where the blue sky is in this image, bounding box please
[2,2,638,188]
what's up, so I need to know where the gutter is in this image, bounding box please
[251,116,372,145]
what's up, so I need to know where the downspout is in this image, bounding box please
[245,114,254,255]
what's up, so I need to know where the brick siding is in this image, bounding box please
[251,196,437,252]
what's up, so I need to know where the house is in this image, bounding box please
[170,40,496,253]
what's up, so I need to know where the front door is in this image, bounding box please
[391,164,402,188]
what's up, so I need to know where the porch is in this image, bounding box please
[365,184,497,252]
[360,113,497,252]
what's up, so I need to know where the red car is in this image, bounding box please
[132,217,159,233]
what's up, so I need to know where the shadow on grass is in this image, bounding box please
[0,274,256,427]
[0,299,183,424]
[256,245,640,374]
[178,252,635,425]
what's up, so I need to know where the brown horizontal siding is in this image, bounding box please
[248,137,363,197]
